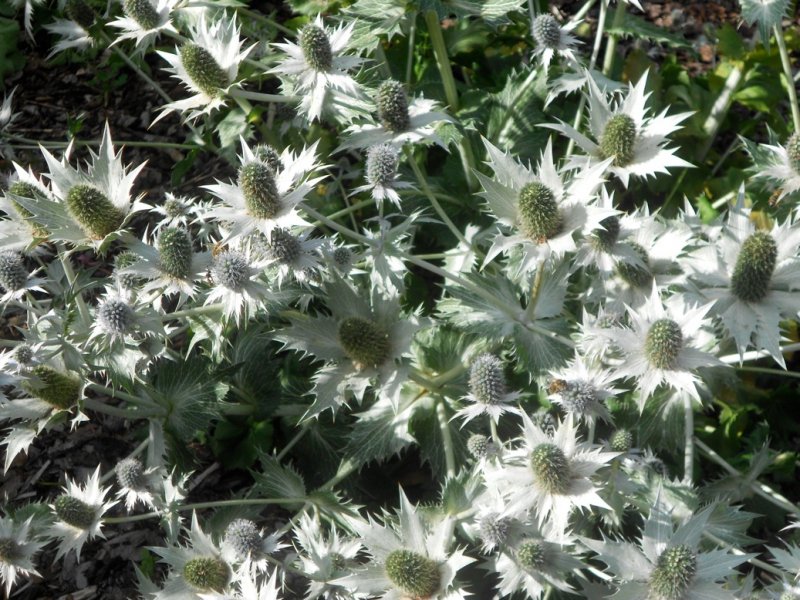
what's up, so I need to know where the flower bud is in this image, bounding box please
[300,24,333,72]
[238,161,281,219]
[469,354,506,405]
[116,457,145,490]
[268,228,302,264]
[517,540,545,570]
[224,519,262,559]
[530,443,571,494]
[65,184,125,240]
[124,0,160,30]
[467,433,491,459]
[115,251,141,289]
[555,380,599,414]
[0,537,21,561]
[182,556,230,592]
[7,181,49,237]
[600,114,637,167]
[366,143,399,188]
[97,298,135,336]
[517,182,562,243]
[180,44,229,98]
[532,14,561,48]
[338,316,390,369]
[23,365,81,409]
[253,144,283,173]
[211,251,250,291]
[0,251,27,292]
[163,196,189,219]
[54,494,95,529]
[13,344,34,366]
[158,227,193,280]
[610,428,633,453]
[332,246,353,272]
[645,319,683,370]
[648,544,697,600]
[730,231,777,303]
[377,80,410,133]
[384,549,441,598]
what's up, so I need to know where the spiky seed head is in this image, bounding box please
[180,44,229,98]
[377,80,411,133]
[557,380,599,413]
[123,0,160,30]
[238,161,281,219]
[467,433,490,458]
[116,457,145,490]
[469,353,507,405]
[645,319,684,370]
[182,557,230,592]
[530,443,571,494]
[97,298,135,335]
[54,494,96,529]
[610,428,633,452]
[269,228,302,264]
[211,251,250,291]
[338,316,390,369]
[730,231,777,303]
[591,215,621,252]
[224,519,262,559]
[517,540,545,570]
[158,227,193,280]
[479,513,511,548]
[600,114,637,167]
[517,182,562,243]
[13,344,34,366]
[115,251,140,289]
[0,537,22,561]
[0,251,27,292]
[7,180,39,201]
[532,14,561,48]
[366,143,400,187]
[615,241,652,288]
[253,144,283,173]
[384,549,441,598]
[787,132,800,173]
[65,0,95,28]
[163,197,188,218]
[332,246,353,271]
[647,544,697,600]
[23,365,81,409]
[65,184,126,240]
[300,24,333,71]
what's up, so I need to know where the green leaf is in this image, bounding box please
[344,0,411,51]
[606,8,690,48]
[739,0,791,47]
[217,108,249,150]
[252,453,307,509]
[0,17,24,82]
[171,149,199,187]
[408,396,468,478]
[210,418,274,469]
[228,325,283,418]
[344,395,416,467]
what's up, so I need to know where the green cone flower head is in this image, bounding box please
[787,132,800,174]
[0,537,21,562]
[123,0,160,30]
[530,443,571,494]
[0,251,27,292]
[591,215,621,252]
[253,144,283,173]
[158,227,193,279]
[338,316,390,369]
[300,23,333,72]
[65,184,126,240]
[616,241,652,288]
[532,14,561,48]
[645,319,683,370]
[600,114,637,167]
[647,544,697,600]
[517,181,562,243]
[332,246,353,271]
[730,231,777,303]
[384,549,441,598]
[377,80,411,133]
[269,228,302,264]
[65,0,95,28]
[238,161,281,219]
[13,343,34,367]
[224,519,262,559]
[517,540,546,570]
[469,353,507,405]
[180,44,229,98]
[467,433,491,458]
[54,495,96,530]
[610,428,633,452]
[23,365,81,409]
[183,556,230,592]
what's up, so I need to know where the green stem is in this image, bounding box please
[423,10,459,111]
[683,394,693,485]
[85,382,159,409]
[737,366,800,380]
[100,438,149,484]
[229,88,297,104]
[83,397,161,420]
[276,421,313,461]
[162,303,224,320]
[720,342,800,364]
[437,399,457,477]
[406,14,417,84]
[104,497,307,524]
[602,1,626,77]
[56,244,91,327]
[235,6,295,36]
[301,204,374,246]
[702,531,785,578]
[775,25,800,133]
[489,419,500,446]
[524,258,546,320]
[373,42,394,79]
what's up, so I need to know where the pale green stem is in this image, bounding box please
[56,244,91,327]
[695,437,800,517]
[83,397,161,420]
[406,149,472,248]
[104,497,306,524]
[276,421,312,461]
[161,303,224,320]
[775,25,800,133]
[5,134,198,150]
[437,399,457,478]
[313,199,374,226]
[737,366,800,381]
[587,420,596,445]
[696,64,743,162]
[683,394,693,485]
[229,88,297,104]
[570,0,598,23]
[720,343,800,364]
[489,419,500,446]
[601,1,626,76]
[85,382,158,409]
[100,438,149,484]
[703,531,785,578]
[406,15,417,84]
[524,258,546,320]
[301,204,374,246]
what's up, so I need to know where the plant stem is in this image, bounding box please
[229,88,297,104]
[696,63,743,163]
[702,531,784,578]
[104,497,306,524]
[83,397,160,420]
[162,303,224,320]
[774,25,800,133]
[695,437,800,517]
[56,244,91,327]
[720,342,800,364]
[489,419,500,446]
[373,42,394,79]
[602,1,626,77]
[301,204,374,246]
[737,366,800,381]
[406,14,417,84]
[100,438,149,484]
[235,6,295,36]
[85,382,158,408]
[437,399,457,477]
[276,421,312,461]
[683,394,694,485]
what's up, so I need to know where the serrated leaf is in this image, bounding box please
[252,454,307,508]
[228,325,283,417]
[344,0,410,51]
[217,108,249,150]
[739,0,791,47]
[344,395,416,467]
[408,396,467,478]
[703,503,761,547]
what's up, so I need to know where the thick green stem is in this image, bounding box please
[775,25,800,133]
[104,497,306,524]
[229,88,297,104]
[683,394,693,484]
[276,421,312,461]
[437,399,457,477]
[83,397,161,420]
[57,244,91,327]
[162,303,224,320]
[602,2,627,77]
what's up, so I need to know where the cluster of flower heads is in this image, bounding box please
[3,0,800,598]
